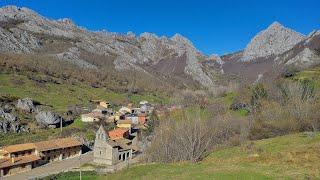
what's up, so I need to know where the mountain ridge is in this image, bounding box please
[1,5,319,88]
[0,5,221,88]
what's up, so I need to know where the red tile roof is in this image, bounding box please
[0,155,40,169]
[138,115,147,124]
[107,128,129,140]
[2,143,36,153]
[34,137,82,152]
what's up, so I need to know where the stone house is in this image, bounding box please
[126,114,139,125]
[117,120,133,130]
[0,143,40,177]
[93,125,132,166]
[139,101,153,114]
[93,106,114,116]
[0,137,82,177]
[119,106,132,114]
[99,101,111,109]
[0,154,40,177]
[81,112,104,122]
[34,138,82,164]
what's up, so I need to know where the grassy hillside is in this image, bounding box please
[292,65,320,89]
[50,132,320,179]
[0,72,170,146]
[0,73,170,112]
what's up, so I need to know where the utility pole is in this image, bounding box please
[60,117,63,133]
[79,153,82,180]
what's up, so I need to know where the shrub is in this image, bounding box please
[249,81,320,139]
[146,109,245,163]
[250,84,268,110]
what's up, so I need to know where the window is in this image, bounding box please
[99,151,101,155]
[119,155,121,160]
[127,152,130,158]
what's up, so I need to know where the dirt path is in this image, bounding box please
[2,152,93,180]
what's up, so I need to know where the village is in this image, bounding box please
[0,100,154,178]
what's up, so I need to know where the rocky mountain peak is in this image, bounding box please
[268,21,282,29]
[171,33,193,47]
[241,21,305,62]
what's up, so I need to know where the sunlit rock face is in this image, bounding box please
[241,21,305,62]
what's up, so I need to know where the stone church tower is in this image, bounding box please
[93,125,132,165]
[93,125,118,165]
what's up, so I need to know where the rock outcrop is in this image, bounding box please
[56,47,97,69]
[35,111,63,128]
[16,98,36,113]
[0,107,27,133]
[241,22,305,62]
[285,48,320,68]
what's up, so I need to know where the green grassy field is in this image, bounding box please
[50,132,320,179]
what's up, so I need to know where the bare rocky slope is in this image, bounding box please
[0,6,221,88]
[222,22,320,82]
[1,6,319,88]
[241,22,305,62]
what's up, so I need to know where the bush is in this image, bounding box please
[249,81,320,139]
[250,84,267,110]
[146,109,245,163]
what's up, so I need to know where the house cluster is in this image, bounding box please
[0,137,82,177]
[81,101,114,123]
[0,100,154,177]
[92,100,154,166]
[81,100,153,129]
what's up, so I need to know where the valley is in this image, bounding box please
[0,4,320,179]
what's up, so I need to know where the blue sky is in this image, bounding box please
[1,0,319,55]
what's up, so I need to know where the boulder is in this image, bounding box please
[1,121,9,133]
[0,120,27,133]
[35,111,63,127]
[0,107,17,122]
[16,98,36,113]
